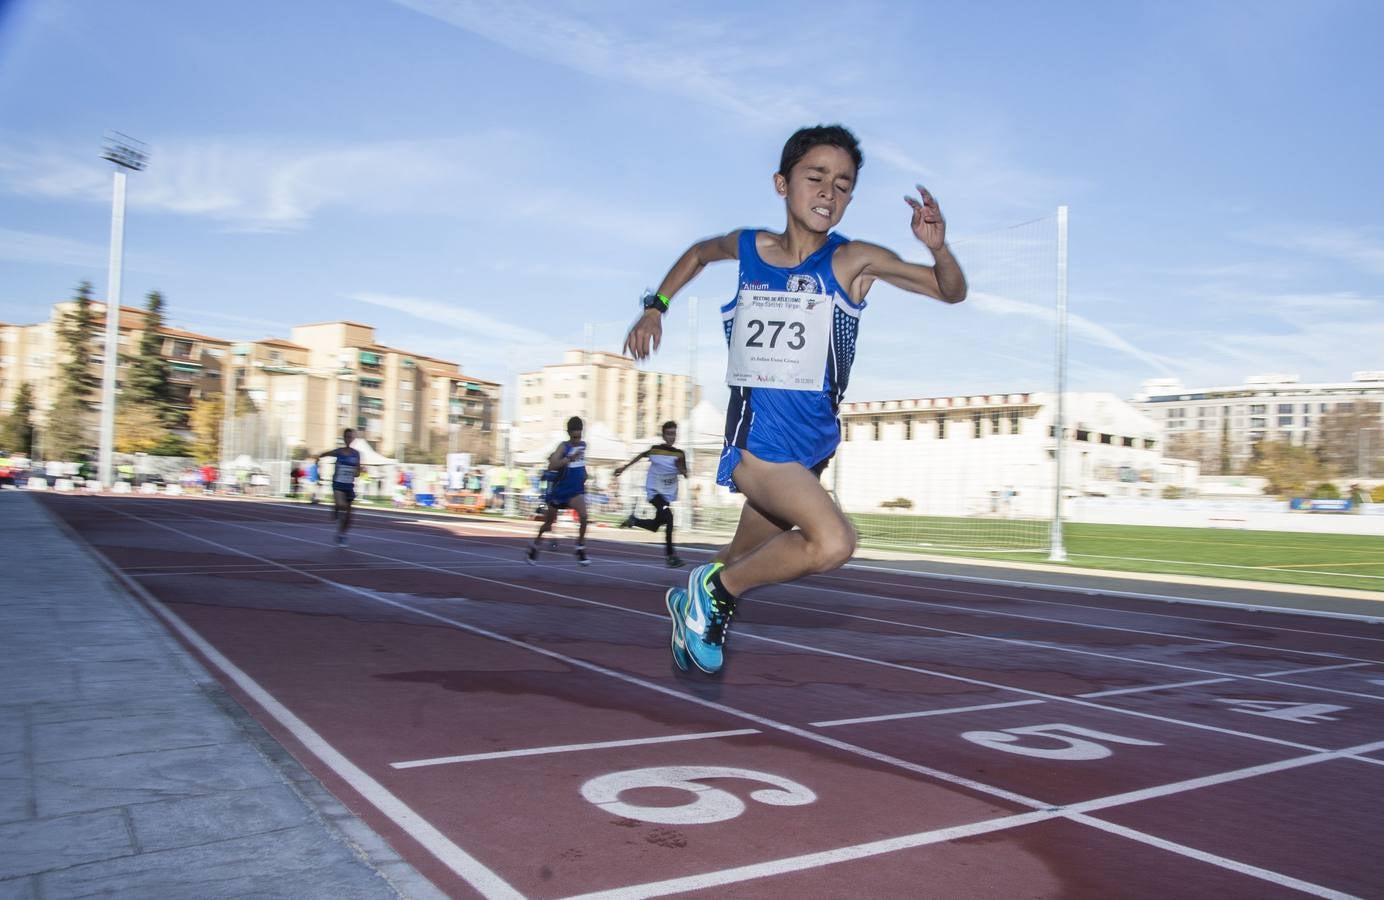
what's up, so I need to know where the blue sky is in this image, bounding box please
[1,0,1381,418]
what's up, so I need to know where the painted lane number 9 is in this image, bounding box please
[744,319,807,350]
[961,724,1162,760]
[580,766,817,825]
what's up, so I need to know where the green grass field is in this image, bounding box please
[849,516,1384,593]
[348,496,1383,593]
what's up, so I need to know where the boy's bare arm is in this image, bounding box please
[838,185,966,303]
[849,242,967,303]
[623,231,741,360]
[547,445,569,469]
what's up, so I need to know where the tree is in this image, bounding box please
[189,396,222,463]
[1316,401,1383,480]
[47,281,101,460]
[1218,418,1231,476]
[58,281,101,405]
[115,404,188,455]
[1,382,36,455]
[1245,440,1331,498]
[124,290,177,426]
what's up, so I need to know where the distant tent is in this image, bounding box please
[349,438,396,465]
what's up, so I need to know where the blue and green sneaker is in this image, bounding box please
[664,587,690,672]
[683,562,736,674]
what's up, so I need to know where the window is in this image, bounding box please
[972,412,982,438]
[991,412,1002,435]
[903,416,912,440]
[872,417,881,441]
[936,413,946,439]
[171,339,193,358]
[1099,433,1113,445]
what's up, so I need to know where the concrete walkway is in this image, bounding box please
[0,492,443,899]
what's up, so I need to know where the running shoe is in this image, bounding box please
[526,544,538,565]
[665,554,685,568]
[335,534,348,547]
[549,539,560,551]
[684,562,735,674]
[575,545,590,567]
[664,587,690,671]
[619,515,635,529]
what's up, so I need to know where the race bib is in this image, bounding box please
[653,471,679,493]
[726,289,832,390]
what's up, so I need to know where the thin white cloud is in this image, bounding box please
[967,290,1179,374]
[1243,225,1384,276]
[389,0,812,125]
[0,227,107,268]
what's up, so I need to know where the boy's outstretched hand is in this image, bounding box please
[904,185,946,251]
[623,308,663,361]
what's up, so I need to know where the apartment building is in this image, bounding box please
[236,321,502,461]
[0,300,229,436]
[1134,372,1384,470]
[2,301,501,463]
[515,350,697,453]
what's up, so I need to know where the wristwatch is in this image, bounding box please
[641,291,670,313]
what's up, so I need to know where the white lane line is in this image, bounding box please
[79,540,524,900]
[1067,814,1359,900]
[1065,736,1384,817]
[1254,662,1372,677]
[843,560,1384,624]
[107,505,1050,812]
[746,594,1384,705]
[158,507,1346,753]
[811,700,1045,728]
[243,504,1384,677]
[108,500,1377,900]
[391,729,760,769]
[1078,678,1235,698]
[557,809,1061,900]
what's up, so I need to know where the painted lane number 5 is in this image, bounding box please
[961,723,1163,760]
[580,766,817,825]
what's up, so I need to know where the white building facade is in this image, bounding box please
[826,391,1181,519]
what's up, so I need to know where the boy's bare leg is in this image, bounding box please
[570,495,589,545]
[717,451,855,597]
[713,499,790,567]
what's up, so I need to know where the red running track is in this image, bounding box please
[44,494,1384,899]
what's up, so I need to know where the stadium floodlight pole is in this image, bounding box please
[1048,205,1070,562]
[97,132,148,489]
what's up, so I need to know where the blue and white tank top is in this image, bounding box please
[553,440,587,494]
[720,230,864,446]
[331,448,361,486]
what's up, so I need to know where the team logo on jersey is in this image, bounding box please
[786,274,818,293]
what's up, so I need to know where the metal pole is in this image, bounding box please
[98,168,127,489]
[1048,205,1070,561]
[97,134,146,489]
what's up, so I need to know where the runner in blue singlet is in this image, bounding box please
[621,125,968,675]
[317,428,362,547]
[527,416,592,567]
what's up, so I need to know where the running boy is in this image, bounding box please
[623,124,966,674]
[527,416,592,566]
[318,429,362,547]
[614,420,687,568]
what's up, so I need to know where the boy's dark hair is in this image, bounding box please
[779,124,863,179]
[661,420,677,431]
[566,416,583,432]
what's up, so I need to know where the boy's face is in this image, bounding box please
[775,145,856,232]
[662,426,678,444]
[569,426,583,441]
